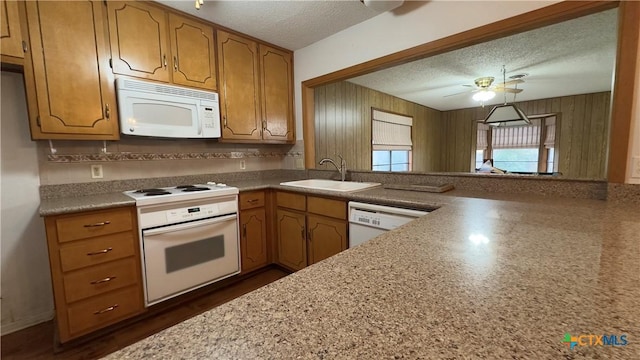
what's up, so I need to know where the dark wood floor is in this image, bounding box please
[1,267,289,360]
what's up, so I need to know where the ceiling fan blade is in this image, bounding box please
[498,88,523,94]
[495,79,524,87]
[443,89,473,97]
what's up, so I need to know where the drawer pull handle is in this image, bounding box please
[87,247,113,256]
[247,199,259,204]
[93,304,118,315]
[84,221,111,228]
[90,276,116,285]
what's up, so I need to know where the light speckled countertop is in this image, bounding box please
[83,181,640,359]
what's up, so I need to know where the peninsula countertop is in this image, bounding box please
[102,189,640,359]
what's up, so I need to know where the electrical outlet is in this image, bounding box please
[91,165,103,179]
[240,160,246,170]
[631,156,640,178]
[295,158,305,169]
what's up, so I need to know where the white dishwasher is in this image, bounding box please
[348,201,429,247]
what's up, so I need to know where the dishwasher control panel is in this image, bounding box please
[349,201,429,229]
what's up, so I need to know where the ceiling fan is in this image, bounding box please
[444,74,525,103]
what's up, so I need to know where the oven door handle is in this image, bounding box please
[143,214,237,236]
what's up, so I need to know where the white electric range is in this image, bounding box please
[124,183,240,306]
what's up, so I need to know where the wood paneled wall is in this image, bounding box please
[315,82,610,179]
[314,81,441,172]
[441,92,611,179]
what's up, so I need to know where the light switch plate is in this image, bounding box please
[91,165,103,179]
[631,156,640,178]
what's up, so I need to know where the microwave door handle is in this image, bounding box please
[143,214,237,236]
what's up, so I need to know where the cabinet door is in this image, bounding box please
[240,208,268,273]
[24,1,119,139]
[0,0,24,59]
[307,215,347,265]
[260,45,294,142]
[168,13,217,90]
[107,1,169,82]
[217,30,262,141]
[276,209,307,271]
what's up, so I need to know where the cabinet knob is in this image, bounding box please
[90,276,116,285]
[84,220,111,227]
[223,116,227,127]
[87,247,113,256]
[104,104,110,120]
[301,228,305,240]
[174,56,178,71]
[93,304,119,315]
[163,54,167,69]
[242,224,247,238]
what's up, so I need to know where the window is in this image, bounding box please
[475,116,559,173]
[371,109,412,172]
[372,150,411,171]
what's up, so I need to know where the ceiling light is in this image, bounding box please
[472,90,495,102]
[484,104,530,127]
[483,65,530,127]
[361,0,404,12]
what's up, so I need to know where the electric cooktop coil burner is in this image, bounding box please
[135,188,165,193]
[133,188,172,196]
[181,186,209,192]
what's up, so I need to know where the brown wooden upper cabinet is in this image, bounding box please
[260,45,294,142]
[22,0,119,140]
[0,0,25,62]
[217,30,294,143]
[107,1,217,91]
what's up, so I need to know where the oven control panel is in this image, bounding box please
[166,204,219,222]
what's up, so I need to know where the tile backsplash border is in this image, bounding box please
[47,150,303,162]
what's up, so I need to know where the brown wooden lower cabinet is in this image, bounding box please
[44,206,145,343]
[239,190,270,273]
[276,209,307,271]
[240,207,269,273]
[307,214,347,265]
[275,192,348,271]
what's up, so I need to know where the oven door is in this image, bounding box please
[142,214,239,306]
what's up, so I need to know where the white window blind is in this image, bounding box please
[372,109,413,151]
[492,120,541,149]
[477,123,490,150]
[544,117,556,149]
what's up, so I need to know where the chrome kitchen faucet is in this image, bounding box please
[319,155,347,181]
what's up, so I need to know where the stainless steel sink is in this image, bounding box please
[279,179,381,192]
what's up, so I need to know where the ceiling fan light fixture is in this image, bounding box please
[483,104,531,127]
[361,0,404,12]
[472,90,496,102]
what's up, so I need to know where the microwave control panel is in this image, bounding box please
[201,103,221,137]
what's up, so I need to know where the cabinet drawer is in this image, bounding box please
[63,257,139,303]
[239,191,265,210]
[276,192,306,211]
[66,285,143,336]
[59,232,137,272]
[307,196,346,220]
[56,208,134,243]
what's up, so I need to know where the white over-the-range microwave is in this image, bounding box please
[115,78,221,139]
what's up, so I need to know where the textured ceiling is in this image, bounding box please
[156,2,617,112]
[348,9,618,111]
[156,0,382,50]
